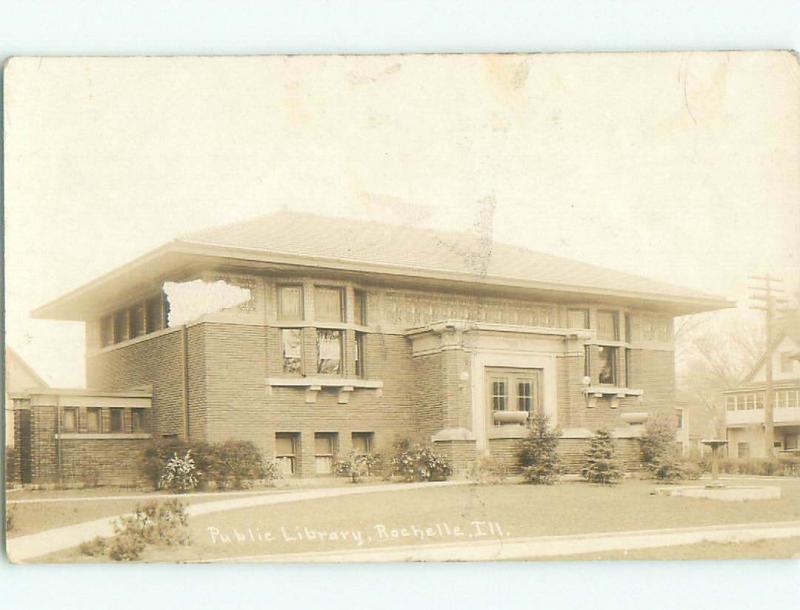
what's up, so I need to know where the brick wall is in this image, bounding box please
[59,439,149,486]
[87,329,185,437]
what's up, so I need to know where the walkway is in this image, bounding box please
[5,481,466,562]
[202,520,800,562]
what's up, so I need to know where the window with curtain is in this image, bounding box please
[281,328,303,374]
[597,310,619,341]
[317,329,342,374]
[315,286,344,322]
[277,285,304,321]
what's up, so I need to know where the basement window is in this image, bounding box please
[275,433,298,476]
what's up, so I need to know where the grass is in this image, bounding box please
[5,485,295,539]
[40,476,800,562]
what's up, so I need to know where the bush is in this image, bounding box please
[468,454,508,485]
[79,536,108,557]
[581,429,622,485]
[517,413,561,484]
[143,439,213,489]
[5,447,19,486]
[719,456,800,477]
[207,440,272,489]
[158,450,200,492]
[335,450,382,483]
[639,415,676,465]
[108,499,190,561]
[391,439,452,482]
[143,439,278,491]
[649,454,692,483]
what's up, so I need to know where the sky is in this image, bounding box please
[4,52,800,387]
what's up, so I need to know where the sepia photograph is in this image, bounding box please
[4,51,800,565]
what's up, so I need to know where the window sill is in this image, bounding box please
[582,386,643,409]
[55,433,152,440]
[266,376,383,404]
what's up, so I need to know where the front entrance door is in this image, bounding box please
[485,367,543,428]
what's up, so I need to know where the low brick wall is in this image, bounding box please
[488,436,644,475]
[59,438,151,487]
[433,439,477,478]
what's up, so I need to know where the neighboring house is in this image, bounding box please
[723,313,800,458]
[5,347,49,448]
[23,211,730,484]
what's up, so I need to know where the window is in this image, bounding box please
[315,286,344,323]
[145,295,163,333]
[110,408,124,433]
[275,433,298,476]
[780,352,794,374]
[101,316,114,347]
[277,285,304,321]
[726,396,736,411]
[317,329,342,375]
[624,348,631,387]
[624,313,632,342]
[490,377,508,411]
[130,304,145,338]
[567,308,589,329]
[87,408,101,433]
[597,310,619,341]
[62,408,77,432]
[281,329,303,374]
[755,393,764,409]
[597,346,617,385]
[314,433,337,475]
[113,310,129,343]
[354,289,367,326]
[131,409,145,432]
[355,332,366,378]
[584,345,591,378]
[737,442,750,459]
[517,379,533,412]
[352,432,373,455]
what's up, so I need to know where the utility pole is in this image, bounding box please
[747,275,788,456]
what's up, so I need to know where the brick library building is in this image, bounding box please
[11,211,729,485]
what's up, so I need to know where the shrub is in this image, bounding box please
[649,454,691,483]
[581,429,622,485]
[335,450,382,483]
[108,500,190,561]
[143,439,213,489]
[391,439,452,482]
[639,415,677,466]
[517,413,561,484]
[719,456,800,477]
[108,529,147,561]
[158,450,200,492]
[468,454,508,485]
[79,536,108,557]
[207,440,271,489]
[5,447,19,486]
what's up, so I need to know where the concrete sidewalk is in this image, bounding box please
[6,480,466,562]
[203,520,800,563]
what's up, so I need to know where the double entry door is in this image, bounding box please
[486,367,543,426]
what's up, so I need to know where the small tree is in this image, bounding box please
[581,428,622,484]
[639,415,677,465]
[517,413,561,484]
[335,450,382,483]
[158,450,199,492]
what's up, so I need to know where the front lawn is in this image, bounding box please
[43,477,800,562]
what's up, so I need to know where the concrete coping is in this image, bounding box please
[54,433,153,440]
